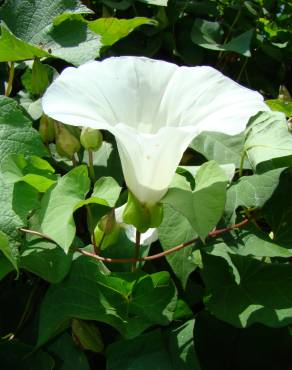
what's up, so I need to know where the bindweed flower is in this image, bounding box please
[42,57,268,205]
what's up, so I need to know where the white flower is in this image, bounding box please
[115,205,158,246]
[42,56,268,205]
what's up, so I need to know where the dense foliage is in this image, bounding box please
[0,0,292,369]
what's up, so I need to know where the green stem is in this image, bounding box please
[238,150,247,177]
[236,57,248,82]
[217,2,243,64]
[132,230,141,272]
[86,205,99,255]
[72,154,78,167]
[88,149,95,184]
[5,62,15,97]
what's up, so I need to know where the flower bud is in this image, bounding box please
[278,85,291,101]
[94,210,120,250]
[55,122,81,158]
[39,114,55,142]
[80,127,103,151]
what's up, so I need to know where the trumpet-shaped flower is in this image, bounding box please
[42,56,268,205]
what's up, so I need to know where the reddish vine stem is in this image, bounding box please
[20,218,248,264]
[76,218,249,263]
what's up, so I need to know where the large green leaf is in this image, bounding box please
[263,168,292,244]
[1,154,56,192]
[0,0,94,64]
[201,251,292,328]
[194,310,292,370]
[0,0,91,43]
[48,332,90,370]
[88,17,151,46]
[107,320,200,370]
[0,340,54,370]
[0,96,47,164]
[190,131,250,168]
[266,99,292,117]
[191,19,253,56]
[91,176,121,208]
[225,168,284,222]
[162,161,228,239]
[37,255,177,346]
[0,175,39,270]
[244,111,292,171]
[39,166,91,252]
[158,204,197,288]
[0,25,50,62]
[20,239,72,283]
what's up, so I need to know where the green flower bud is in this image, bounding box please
[39,114,55,142]
[278,85,291,101]
[55,122,81,159]
[80,127,103,151]
[94,210,120,250]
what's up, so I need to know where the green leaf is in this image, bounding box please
[0,256,14,280]
[0,176,39,271]
[40,14,102,66]
[1,154,56,192]
[20,239,72,283]
[37,255,177,346]
[31,59,53,96]
[266,99,292,117]
[91,177,121,207]
[191,19,253,56]
[225,168,284,222]
[39,165,90,252]
[0,340,54,370]
[0,96,47,164]
[158,204,196,288]
[0,25,50,62]
[263,168,292,244]
[0,0,91,43]
[88,17,152,46]
[165,319,201,370]
[107,330,174,370]
[190,131,250,168]
[244,111,292,171]
[0,231,17,271]
[163,161,228,239]
[194,310,292,370]
[107,321,200,370]
[201,251,292,328]
[48,332,90,370]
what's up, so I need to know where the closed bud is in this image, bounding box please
[94,210,120,250]
[278,85,291,101]
[39,114,55,142]
[55,122,81,158]
[80,127,103,151]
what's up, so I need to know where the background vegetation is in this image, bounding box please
[0,0,292,369]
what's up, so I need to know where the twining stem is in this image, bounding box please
[20,219,249,263]
[132,230,141,272]
[72,154,78,167]
[5,62,15,97]
[88,149,95,183]
[86,205,99,255]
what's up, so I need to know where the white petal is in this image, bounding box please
[157,65,269,134]
[114,124,199,204]
[42,57,178,132]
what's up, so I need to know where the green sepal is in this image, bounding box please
[123,192,163,233]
